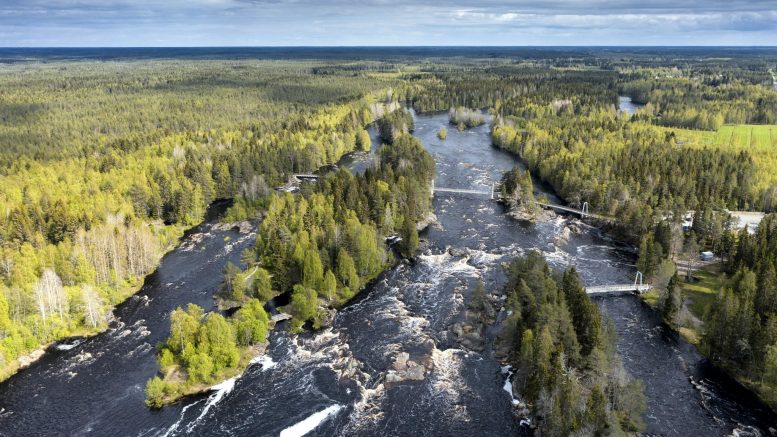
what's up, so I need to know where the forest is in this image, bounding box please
[702,214,777,408]
[0,59,402,380]
[0,49,776,429]
[499,253,645,435]
[146,108,435,404]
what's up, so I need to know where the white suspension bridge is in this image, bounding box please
[585,272,652,295]
[432,180,652,295]
[290,176,652,294]
[430,180,604,219]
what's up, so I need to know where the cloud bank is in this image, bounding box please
[1,0,775,46]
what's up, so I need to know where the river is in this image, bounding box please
[0,112,775,436]
[619,96,644,115]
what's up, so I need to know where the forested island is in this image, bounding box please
[146,109,435,405]
[1,47,777,435]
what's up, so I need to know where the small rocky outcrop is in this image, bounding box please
[17,349,45,369]
[213,220,255,234]
[554,226,572,245]
[416,212,439,232]
[452,322,485,351]
[385,352,429,383]
[506,204,555,223]
[316,308,337,329]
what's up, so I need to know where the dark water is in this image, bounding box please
[0,201,257,435]
[1,113,775,436]
[619,95,644,115]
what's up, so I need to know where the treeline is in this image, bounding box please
[703,214,777,407]
[621,74,777,129]
[146,109,435,404]
[491,109,756,240]
[499,253,645,435]
[0,60,393,166]
[405,68,619,114]
[448,106,484,130]
[0,60,401,380]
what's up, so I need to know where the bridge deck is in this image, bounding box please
[585,284,651,294]
[430,184,614,221]
[433,187,491,195]
[535,202,611,221]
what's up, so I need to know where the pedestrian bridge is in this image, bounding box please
[431,181,609,220]
[586,284,652,294]
[431,180,496,198]
[585,272,651,295]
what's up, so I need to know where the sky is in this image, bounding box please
[1,0,776,47]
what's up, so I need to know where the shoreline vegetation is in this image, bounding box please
[145,107,436,407]
[2,50,777,431]
[630,205,777,412]
[0,60,406,383]
[496,253,646,434]
[448,106,485,131]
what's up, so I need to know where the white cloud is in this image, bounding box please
[0,0,775,46]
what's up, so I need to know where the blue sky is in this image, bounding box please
[1,0,776,47]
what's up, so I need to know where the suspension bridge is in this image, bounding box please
[585,272,652,295]
[431,180,608,220]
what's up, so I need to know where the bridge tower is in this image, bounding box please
[581,201,589,218]
[634,271,644,288]
[490,182,496,200]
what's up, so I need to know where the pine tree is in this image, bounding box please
[585,385,608,436]
[661,273,682,325]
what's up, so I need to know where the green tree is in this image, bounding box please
[322,270,337,303]
[585,385,608,436]
[145,376,167,408]
[663,273,682,325]
[252,267,274,302]
[399,214,419,258]
[302,250,324,290]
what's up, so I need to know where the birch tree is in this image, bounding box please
[34,268,67,321]
[81,284,103,328]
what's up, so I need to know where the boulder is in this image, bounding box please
[416,212,439,232]
[385,371,403,384]
[405,362,426,381]
[317,308,337,329]
[271,313,293,322]
[385,353,427,383]
[554,226,572,245]
[17,349,45,369]
[448,247,469,257]
[392,352,410,372]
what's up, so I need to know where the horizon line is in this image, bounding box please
[2,45,777,49]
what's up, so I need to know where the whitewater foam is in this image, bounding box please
[279,404,343,437]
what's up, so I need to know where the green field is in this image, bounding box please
[671,124,777,191]
[682,265,725,320]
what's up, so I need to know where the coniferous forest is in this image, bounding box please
[1,47,777,435]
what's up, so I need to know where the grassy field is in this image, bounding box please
[670,124,777,191]
[681,264,725,320]
[640,263,726,345]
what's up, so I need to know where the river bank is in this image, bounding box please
[0,217,194,383]
[422,108,777,434]
[1,109,775,436]
[489,113,777,431]
[640,261,777,420]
